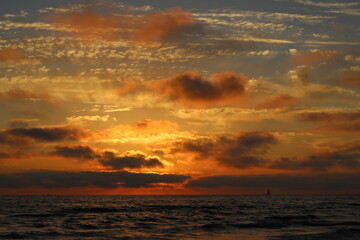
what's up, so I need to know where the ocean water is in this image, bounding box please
[0,195,359,240]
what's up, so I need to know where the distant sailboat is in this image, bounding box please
[266,188,271,195]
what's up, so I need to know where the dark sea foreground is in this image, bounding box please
[0,195,360,240]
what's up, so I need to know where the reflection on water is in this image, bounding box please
[0,195,359,239]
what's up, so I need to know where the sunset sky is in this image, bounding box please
[0,0,359,195]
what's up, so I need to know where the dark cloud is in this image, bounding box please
[0,152,11,159]
[52,144,99,161]
[0,151,28,159]
[52,144,164,170]
[297,112,360,133]
[0,126,91,146]
[298,112,360,122]
[186,173,360,193]
[151,72,248,107]
[99,151,164,170]
[0,170,190,189]
[172,131,277,169]
[255,94,298,109]
[270,144,360,171]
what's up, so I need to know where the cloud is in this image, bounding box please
[341,72,360,86]
[116,80,139,97]
[295,0,360,8]
[9,119,39,128]
[297,111,360,133]
[52,144,164,170]
[0,152,10,159]
[290,51,337,66]
[0,126,92,146]
[151,72,248,107]
[0,88,55,103]
[132,119,179,133]
[0,47,28,63]
[99,151,164,170]
[0,151,33,160]
[3,10,29,19]
[298,112,360,122]
[0,170,190,189]
[66,115,115,125]
[133,7,194,43]
[255,94,299,109]
[288,65,311,85]
[49,11,128,41]
[52,144,99,161]
[271,143,360,171]
[186,173,360,193]
[171,131,277,169]
[49,6,195,43]
[98,119,190,145]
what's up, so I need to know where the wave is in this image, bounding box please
[65,206,118,213]
[272,228,360,240]
[200,215,360,230]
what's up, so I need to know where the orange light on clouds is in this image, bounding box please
[290,51,337,66]
[133,7,194,43]
[0,47,28,63]
[48,7,194,44]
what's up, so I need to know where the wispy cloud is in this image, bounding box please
[48,6,196,44]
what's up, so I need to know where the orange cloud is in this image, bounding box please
[341,72,360,86]
[0,47,28,63]
[298,112,360,122]
[290,51,337,66]
[48,7,195,43]
[116,80,139,97]
[133,8,194,43]
[297,111,360,133]
[255,94,299,109]
[0,88,56,104]
[49,12,129,41]
[151,72,248,107]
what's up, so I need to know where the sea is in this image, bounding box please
[0,195,360,240]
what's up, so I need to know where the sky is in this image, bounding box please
[0,0,359,195]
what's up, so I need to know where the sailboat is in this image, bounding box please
[266,188,271,195]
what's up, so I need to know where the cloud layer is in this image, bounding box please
[0,170,190,188]
[49,7,195,43]
[297,111,360,133]
[0,47,28,63]
[186,173,360,193]
[271,143,360,171]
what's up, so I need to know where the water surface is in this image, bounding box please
[1,195,359,239]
